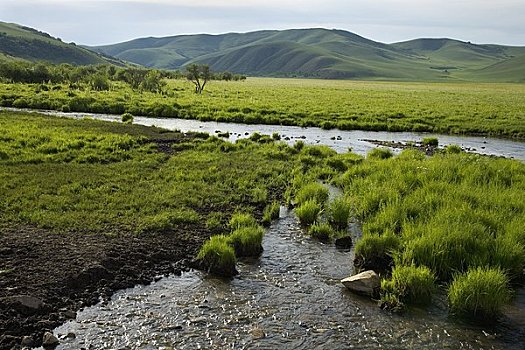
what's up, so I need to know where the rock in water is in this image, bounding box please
[42,332,59,347]
[335,235,353,249]
[341,270,380,297]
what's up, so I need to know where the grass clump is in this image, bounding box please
[354,232,400,271]
[422,137,439,147]
[121,112,134,124]
[381,265,435,310]
[262,201,280,226]
[197,235,237,277]
[295,199,322,227]
[308,222,334,241]
[294,182,329,206]
[445,144,462,154]
[227,226,264,257]
[328,196,351,230]
[367,148,393,160]
[448,267,511,318]
[229,212,258,230]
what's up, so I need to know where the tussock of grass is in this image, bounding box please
[354,232,400,271]
[227,226,264,257]
[367,148,393,160]
[328,196,351,230]
[448,267,511,318]
[422,137,438,147]
[381,265,435,310]
[197,235,237,277]
[229,212,258,230]
[294,182,329,206]
[295,199,322,227]
[308,222,334,241]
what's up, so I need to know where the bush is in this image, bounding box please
[368,148,393,160]
[308,222,334,241]
[295,199,322,227]
[422,137,439,147]
[262,201,280,226]
[381,265,435,309]
[448,267,511,318]
[229,212,258,230]
[295,182,329,206]
[197,235,237,277]
[328,196,351,230]
[227,226,264,257]
[121,113,134,124]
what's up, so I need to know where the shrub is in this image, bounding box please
[197,235,237,277]
[295,199,322,227]
[229,212,258,230]
[262,201,280,226]
[422,137,439,147]
[448,267,511,318]
[308,222,334,241]
[381,265,435,309]
[295,182,329,206]
[328,196,351,230]
[368,148,393,160]
[121,113,134,124]
[227,226,264,257]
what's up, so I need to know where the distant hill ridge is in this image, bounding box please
[90,28,525,82]
[1,21,524,82]
[0,22,122,66]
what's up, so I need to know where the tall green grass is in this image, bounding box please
[227,226,264,257]
[295,199,322,227]
[197,235,237,277]
[448,267,511,318]
[328,196,351,230]
[381,265,436,310]
[294,182,329,206]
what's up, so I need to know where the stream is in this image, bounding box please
[49,208,524,349]
[7,107,524,349]
[3,107,525,161]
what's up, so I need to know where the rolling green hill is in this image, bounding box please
[91,28,525,81]
[0,22,120,65]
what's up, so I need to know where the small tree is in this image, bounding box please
[186,64,211,94]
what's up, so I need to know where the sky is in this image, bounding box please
[1,0,524,46]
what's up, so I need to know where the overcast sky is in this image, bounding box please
[1,0,524,46]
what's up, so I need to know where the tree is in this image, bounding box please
[186,64,211,94]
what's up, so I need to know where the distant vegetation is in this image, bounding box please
[0,71,523,138]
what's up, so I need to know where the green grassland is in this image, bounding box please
[0,111,298,234]
[1,77,524,138]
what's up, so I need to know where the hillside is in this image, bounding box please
[0,22,120,65]
[91,28,525,81]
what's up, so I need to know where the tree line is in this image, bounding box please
[0,61,246,93]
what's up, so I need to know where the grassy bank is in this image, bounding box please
[1,77,525,138]
[331,148,525,317]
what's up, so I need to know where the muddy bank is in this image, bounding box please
[0,223,205,349]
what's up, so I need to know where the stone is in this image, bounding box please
[334,235,353,249]
[63,310,77,319]
[341,270,380,297]
[42,332,59,347]
[9,295,44,315]
[21,336,33,347]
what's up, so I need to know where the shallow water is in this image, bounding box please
[3,107,525,161]
[50,208,525,350]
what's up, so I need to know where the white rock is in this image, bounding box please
[341,270,380,296]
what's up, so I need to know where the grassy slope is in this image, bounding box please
[0,22,113,65]
[92,28,525,82]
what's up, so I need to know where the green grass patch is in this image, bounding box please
[328,196,351,230]
[262,201,280,226]
[308,222,334,241]
[381,265,436,310]
[227,226,265,257]
[294,182,329,206]
[229,212,258,230]
[197,235,237,277]
[295,199,322,227]
[448,267,511,318]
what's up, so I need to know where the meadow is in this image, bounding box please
[1,77,525,138]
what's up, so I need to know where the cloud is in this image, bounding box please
[0,0,524,45]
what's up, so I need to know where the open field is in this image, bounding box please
[1,77,524,138]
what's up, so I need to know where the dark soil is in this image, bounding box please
[0,223,206,349]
